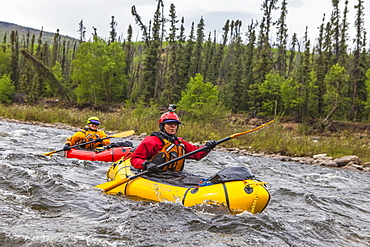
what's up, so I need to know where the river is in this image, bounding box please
[0,120,369,247]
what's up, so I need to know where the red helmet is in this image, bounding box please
[158,112,182,126]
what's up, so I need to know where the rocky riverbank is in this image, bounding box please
[2,117,369,173]
[219,147,370,173]
[134,132,370,173]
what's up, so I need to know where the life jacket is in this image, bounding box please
[77,128,101,149]
[149,131,185,171]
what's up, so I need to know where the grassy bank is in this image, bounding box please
[1,103,370,163]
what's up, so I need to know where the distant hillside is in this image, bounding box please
[0,21,78,44]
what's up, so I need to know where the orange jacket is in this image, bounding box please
[65,128,110,149]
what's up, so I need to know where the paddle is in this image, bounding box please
[95,119,275,192]
[42,130,135,156]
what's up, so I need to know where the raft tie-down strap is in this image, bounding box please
[182,188,192,205]
[110,148,115,162]
[222,183,231,212]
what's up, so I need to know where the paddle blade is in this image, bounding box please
[230,119,275,139]
[111,130,135,138]
[94,177,131,192]
[42,150,58,156]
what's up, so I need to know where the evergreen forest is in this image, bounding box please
[1,0,370,123]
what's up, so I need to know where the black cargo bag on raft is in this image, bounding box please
[106,141,134,149]
[199,167,256,186]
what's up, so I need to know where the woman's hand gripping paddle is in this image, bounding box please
[42,130,135,156]
[95,119,275,192]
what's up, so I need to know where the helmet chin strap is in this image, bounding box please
[160,130,174,136]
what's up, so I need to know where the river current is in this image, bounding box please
[0,120,369,247]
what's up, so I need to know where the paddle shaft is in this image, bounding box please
[52,136,111,154]
[132,119,275,179]
[99,119,275,192]
[68,135,111,149]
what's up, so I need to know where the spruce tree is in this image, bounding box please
[214,20,229,85]
[250,0,277,112]
[330,0,340,64]
[296,27,312,119]
[338,0,349,66]
[222,20,245,112]
[350,0,366,120]
[51,29,60,68]
[194,17,205,74]
[35,28,43,58]
[176,17,190,95]
[109,16,118,44]
[78,19,86,43]
[275,0,288,77]
[30,34,35,55]
[132,2,162,101]
[287,33,297,77]
[202,32,215,83]
[243,21,257,112]
[313,15,328,117]
[161,3,181,104]
[124,25,133,73]
[185,22,195,79]
[151,0,163,100]
[2,33,7,53]
[10,31,20,90]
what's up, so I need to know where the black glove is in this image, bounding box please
[95,138,102,143]
[63,144,70,151]
[205,140,217,151]
[143,161,161,173]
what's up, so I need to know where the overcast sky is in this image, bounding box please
[2,0,369,46]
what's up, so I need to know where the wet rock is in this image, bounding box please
[312,159,326,165]
[313,154,333,161]
[280,157,292,162]
[347,164,364,170]
[363,162,370,168]
[139,133,147,137]
[323,161,339,167]
[251,153,263,157]
[130,133,147,141]
[291,157,307,163]
[334,155,360,167]
[305,157,315,163]
[313,153,328,159]
[343,165,359,171]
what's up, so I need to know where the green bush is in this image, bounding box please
[178,73,229,122]
[0,74,15,104]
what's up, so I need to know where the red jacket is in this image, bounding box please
[131,135,210,170]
